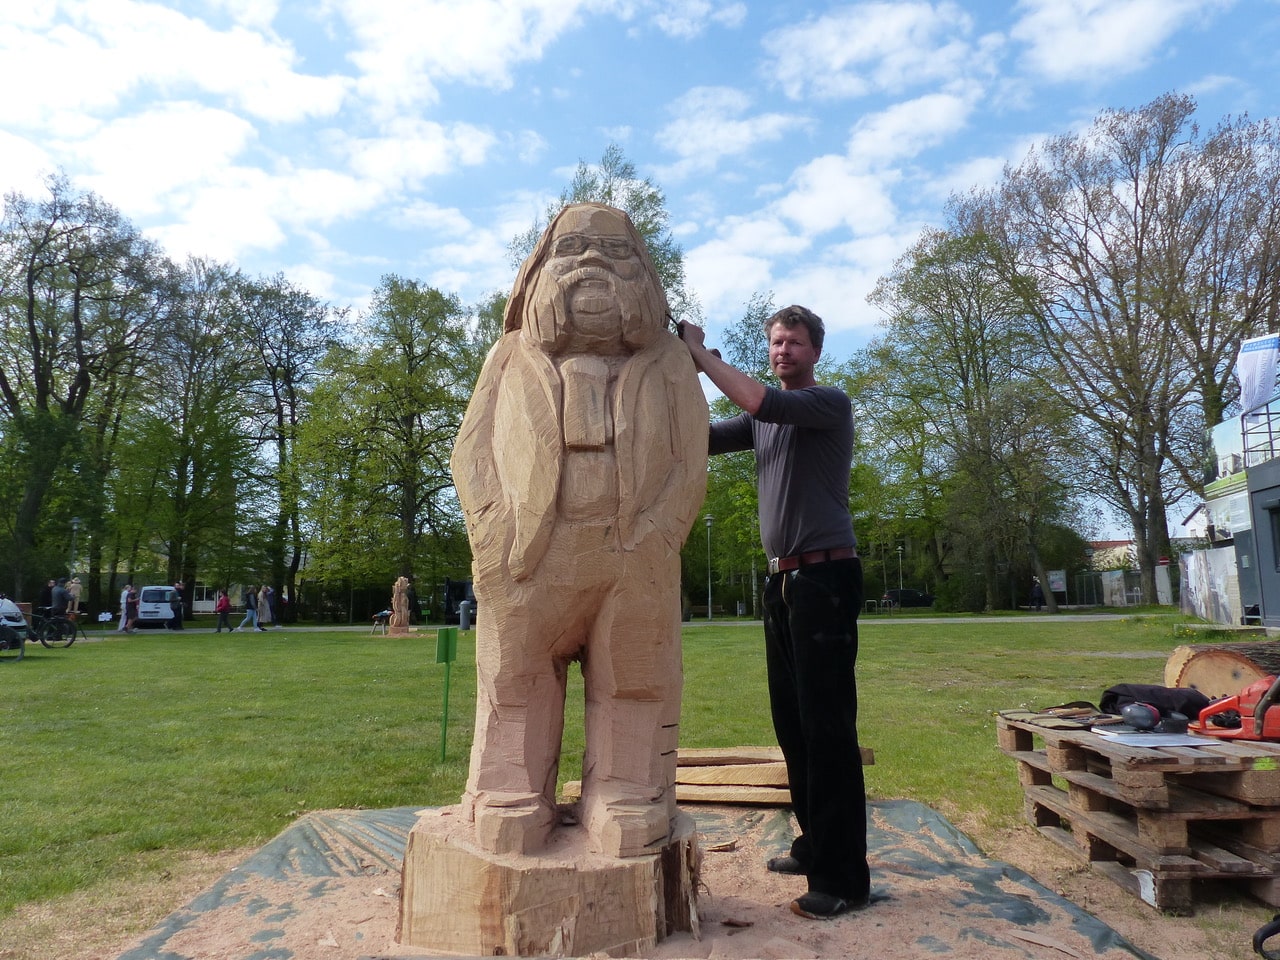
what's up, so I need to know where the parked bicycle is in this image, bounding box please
[28,606,82,648]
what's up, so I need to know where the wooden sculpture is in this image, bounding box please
[450,202,708,858]
[389,575,410,636]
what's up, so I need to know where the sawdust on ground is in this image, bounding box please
[3,807,1277,960]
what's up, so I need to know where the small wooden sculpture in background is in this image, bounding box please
[389,575,410,635]
[451,202,708,858]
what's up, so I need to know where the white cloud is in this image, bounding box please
[207,0,281,31]
[343,120,498,186]
[846,90,978,167]
[333,0,594,114]
[652,0,747,38]
[775,156,899,236]
[779,231,920,335]
[0,132,54,195]
[281,262,342,304]
[145,171,287,262]
[0,2,347,128]
[762,1,991,100]
[655,87,809,175]
[70,103,257,216]
[683,214,811,318]
[1010,0,1234,83]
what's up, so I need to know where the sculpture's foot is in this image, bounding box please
[468,793,555,855]
[584,798,674,858]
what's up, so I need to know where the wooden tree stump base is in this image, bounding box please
[398,806,700,957]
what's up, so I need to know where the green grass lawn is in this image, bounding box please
[0,614,1186,923]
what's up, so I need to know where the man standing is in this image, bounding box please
[681,305,869,920]
[118,583,132,632]
[168,582,185,630]
[50,578,72,616]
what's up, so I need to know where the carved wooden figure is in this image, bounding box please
[389,575,410,635]
[451,202,708,858]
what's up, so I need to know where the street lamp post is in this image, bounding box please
[896,544,903,609]
[69,516,80,578]
[705,515,714,621]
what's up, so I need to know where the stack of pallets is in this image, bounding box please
[997,711,1280,913]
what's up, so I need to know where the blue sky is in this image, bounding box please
[1,0,1276,362]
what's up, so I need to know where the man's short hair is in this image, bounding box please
[765,305,825,352]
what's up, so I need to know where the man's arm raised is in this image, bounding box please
[680,321,766,416]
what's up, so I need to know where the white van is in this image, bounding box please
[136,585,177,628]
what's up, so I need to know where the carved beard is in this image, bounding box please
[525,262,664,355]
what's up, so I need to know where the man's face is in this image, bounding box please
[769,322,820,387]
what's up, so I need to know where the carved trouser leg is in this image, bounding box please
[463,609,566,855]
[578,568,683,858]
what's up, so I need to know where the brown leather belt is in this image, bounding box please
[768,547,857,575]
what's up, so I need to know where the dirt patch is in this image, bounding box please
[2,807,1275,960]
[0,848,248,960]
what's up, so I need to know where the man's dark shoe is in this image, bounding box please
[766,855,806,875]
[790,891,863,920]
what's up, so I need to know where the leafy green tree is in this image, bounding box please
[236,273,344,619]
[124,259,253,602]
[861,230,1083,611]
[0,174,169,598]
[298,277,474,608]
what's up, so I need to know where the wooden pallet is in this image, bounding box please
[998,713,1280,912]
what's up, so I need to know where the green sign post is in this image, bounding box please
[435,627,458,761]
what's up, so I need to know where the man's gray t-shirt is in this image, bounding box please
[708,384,856,561]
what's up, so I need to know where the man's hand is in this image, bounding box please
[678,321,764,415]
[677,321,719,371]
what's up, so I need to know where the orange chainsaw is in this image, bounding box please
[1191,674,1280,740]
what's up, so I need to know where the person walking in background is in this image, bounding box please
[1030,578,1045,612]
[68,577,82,615]
[118,583,131,632]
[258,584,273,628]
[236,586,260,632]
[50,578,71,617]
[124,584,139,633]
[168,582,185,630]
[214,589,232,632]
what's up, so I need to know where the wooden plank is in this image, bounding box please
[1192,841,1264,875]
[562,780,793,806]
[677,745,874,766]
[676,762,788,787]
[673,783,792,805]
[678,746,782,765]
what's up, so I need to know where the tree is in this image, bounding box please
[0,175,169,598]
[125,259,253,602]
[298,277,474,609]
[964,94,1280,602]
[860,230,1084,611]
[236,273,344,619]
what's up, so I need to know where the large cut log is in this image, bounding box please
[1165,641,1280,699]
[399,807,699,957]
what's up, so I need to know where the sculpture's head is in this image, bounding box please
[504,203,668,354]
